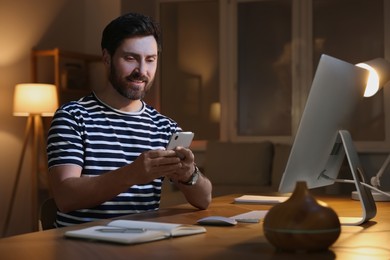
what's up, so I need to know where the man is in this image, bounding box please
[47,12,212,227]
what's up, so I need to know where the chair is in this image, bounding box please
[39,198,57,230]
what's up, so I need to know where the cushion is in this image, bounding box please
[204,141,273,186]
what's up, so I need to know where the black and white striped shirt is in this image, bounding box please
[47,93,180,227]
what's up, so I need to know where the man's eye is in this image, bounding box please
[147,57,157,63]
[125,56,135,61]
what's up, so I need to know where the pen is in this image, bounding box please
[96,228,147,233]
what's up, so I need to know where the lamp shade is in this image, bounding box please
[356,58,390,97]
[13,83,58,116]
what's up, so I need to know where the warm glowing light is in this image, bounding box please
[356,63,380,97]
[13,83,58,117]
[210,102,221,123]
[356,58,390,97]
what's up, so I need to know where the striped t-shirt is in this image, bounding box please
[47,93,180,227]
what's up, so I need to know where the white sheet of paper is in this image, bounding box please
[234,195,289,204]
[230,210,269,223]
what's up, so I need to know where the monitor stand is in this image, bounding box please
[337,130,377,226]
[351,153,390,202]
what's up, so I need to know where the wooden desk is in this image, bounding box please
[1,195,390,259]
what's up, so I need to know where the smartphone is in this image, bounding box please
[166,132,194,150]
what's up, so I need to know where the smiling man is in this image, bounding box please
[46,13,212,228]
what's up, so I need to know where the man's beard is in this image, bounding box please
[108,63,154,100]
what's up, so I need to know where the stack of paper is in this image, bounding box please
[234,195,289,204]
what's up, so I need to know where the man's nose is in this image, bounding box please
[135,61,147,75]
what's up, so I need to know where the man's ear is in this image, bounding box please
[102,49,111,66]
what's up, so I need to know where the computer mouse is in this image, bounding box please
[197,216,237,226]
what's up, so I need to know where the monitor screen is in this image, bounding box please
[278,54,369,193]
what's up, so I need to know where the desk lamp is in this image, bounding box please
[355,58,390,201]
[2,83,58,236]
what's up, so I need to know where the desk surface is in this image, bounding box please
[0,195,390,260]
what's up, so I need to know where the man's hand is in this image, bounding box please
[164,146,212,210]
[127,149,183,184]
[164,146,195,183]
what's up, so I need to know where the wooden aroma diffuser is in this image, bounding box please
[263,181,341,252]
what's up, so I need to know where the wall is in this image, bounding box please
[0,0,120,237]
[121,0,157,18]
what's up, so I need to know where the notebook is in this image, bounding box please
[64,219,206,245]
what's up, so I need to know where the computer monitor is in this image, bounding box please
[278,54,376,225]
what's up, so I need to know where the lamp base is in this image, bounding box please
[351,190,390,202]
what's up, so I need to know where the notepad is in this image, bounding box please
[64,220,206,245]
[234,195,289,204]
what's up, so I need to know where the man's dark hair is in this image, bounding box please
[101,12,161,55]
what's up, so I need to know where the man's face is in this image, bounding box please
[107,36,158,100]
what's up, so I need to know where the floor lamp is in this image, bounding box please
[2,83,58,236]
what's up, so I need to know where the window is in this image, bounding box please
[236,0,292,137]
[158,0,390,150]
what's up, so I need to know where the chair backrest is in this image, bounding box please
[39,198,57,230]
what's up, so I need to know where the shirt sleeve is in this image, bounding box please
[46,107,85,169]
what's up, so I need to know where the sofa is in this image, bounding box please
[160,141,292,207]
[202,141,292,196]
